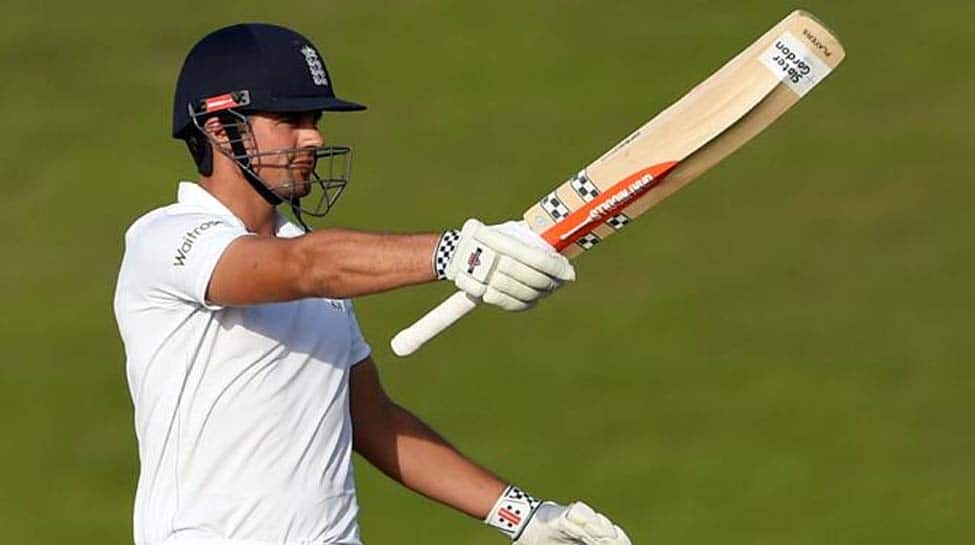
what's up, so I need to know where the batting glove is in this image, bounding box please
[485,486,632,545]
[434,219,575,311]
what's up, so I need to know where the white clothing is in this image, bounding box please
[113,182,371,545]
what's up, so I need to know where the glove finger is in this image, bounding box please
[497,257,562,291]
[454,274,487,299]
[490,220,554,251]
[475,227,576,281]
[565,502,598,525]
[562,503,612,543]
[612,525,633,545]
[488,271,545,303]
[483,287,534,312]
[563,503,630,545]
[585,513,617,539]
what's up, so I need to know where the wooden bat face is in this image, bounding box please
[523,10,846,258]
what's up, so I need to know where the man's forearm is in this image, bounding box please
[296,229,439,298]
[348,361,631,544]
[353,398,506,518]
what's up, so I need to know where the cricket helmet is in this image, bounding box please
[172,23,366,229]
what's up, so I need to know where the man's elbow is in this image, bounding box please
[351,404,398,458]
[290,236,349,299]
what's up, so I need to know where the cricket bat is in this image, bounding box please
[391,9,846,357]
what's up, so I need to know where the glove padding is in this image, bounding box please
[515,502,632,545]
[447,219,575,311]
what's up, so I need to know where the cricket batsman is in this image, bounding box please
[113,23,631,545]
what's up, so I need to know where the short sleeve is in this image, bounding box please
[345,302,372,366]
[123,210,251,310]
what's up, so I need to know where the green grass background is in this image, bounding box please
[1,1,972,543]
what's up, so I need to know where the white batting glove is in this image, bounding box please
[484,486,631,545]
[488,220,557,252]
[433,219,575,311]
[516,502,632,545]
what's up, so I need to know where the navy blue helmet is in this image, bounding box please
[173,23,365,138]
[171,23,366,230]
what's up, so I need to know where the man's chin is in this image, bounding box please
[293,179,313,198]
[270,180,312,201]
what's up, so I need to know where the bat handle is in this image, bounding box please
[390,291,479,357]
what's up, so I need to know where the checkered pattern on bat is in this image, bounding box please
[606,214,630,230]
[576,232,601,250]
[569,171,600,203]
[567,172,630,232]
[539,192,571,222]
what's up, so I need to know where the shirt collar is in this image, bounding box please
[177,181,305,237]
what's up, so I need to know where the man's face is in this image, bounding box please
[246,111,325,200]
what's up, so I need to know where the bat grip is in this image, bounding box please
[390,291,479,357]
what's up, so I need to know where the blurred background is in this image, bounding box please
[1,1,972,543]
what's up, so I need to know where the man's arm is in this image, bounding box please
[349,356,505,518]
[208,230,438,305]
[207,220,575,307]
[349,357,632,544]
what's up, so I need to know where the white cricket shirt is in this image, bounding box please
[114,182,371,545]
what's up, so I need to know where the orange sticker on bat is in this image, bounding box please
[542,161,679,250]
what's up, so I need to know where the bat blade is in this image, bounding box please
[391,10,846,357]
[525,9,845,257]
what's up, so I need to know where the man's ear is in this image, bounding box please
[203,116,228,143]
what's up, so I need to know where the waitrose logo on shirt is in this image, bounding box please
[173,220,224,266]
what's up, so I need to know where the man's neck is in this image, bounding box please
[199,174,278,236]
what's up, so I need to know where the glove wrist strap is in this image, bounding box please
[433,229,461,280]
[484,484,541,540]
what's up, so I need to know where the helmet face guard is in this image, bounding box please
[188,91,352,231]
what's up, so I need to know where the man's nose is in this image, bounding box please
[302,128,324,148]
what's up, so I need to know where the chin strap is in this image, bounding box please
[188,92,284,208]
[291,198,312,233]
[222,117,283,207]
[225,117,312,232]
